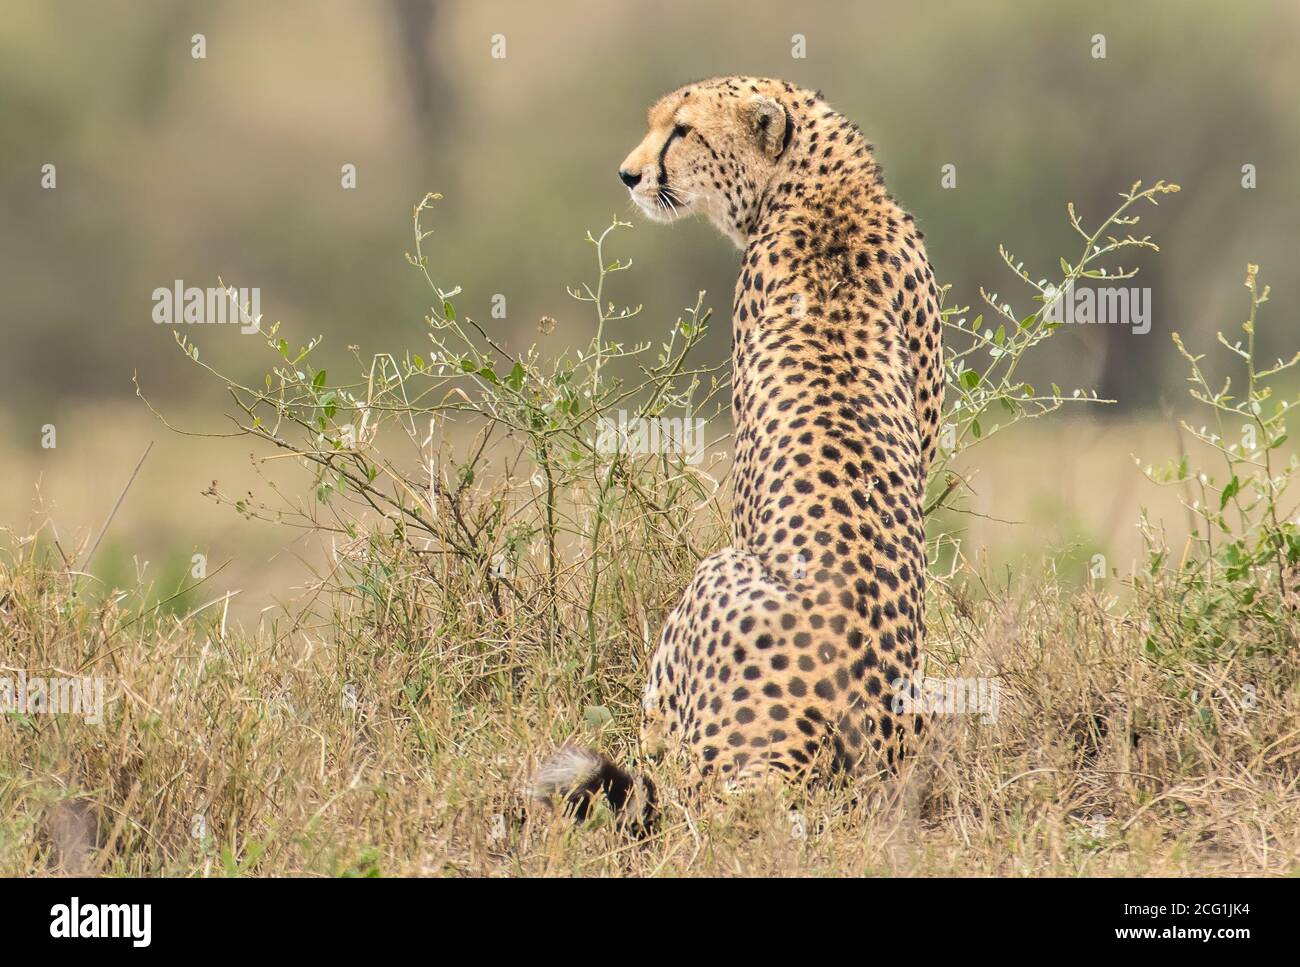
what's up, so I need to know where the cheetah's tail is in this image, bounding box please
[529,745,657,833]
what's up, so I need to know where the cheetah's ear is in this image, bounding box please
[744,95,791,160]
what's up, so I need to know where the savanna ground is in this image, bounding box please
[3,186,1299,877]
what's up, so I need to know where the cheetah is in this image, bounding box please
[532,77,943,828]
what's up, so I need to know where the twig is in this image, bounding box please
[77,441,154,584]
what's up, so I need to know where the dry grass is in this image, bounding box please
[3,493,1297,877]
[4,198,1296,876]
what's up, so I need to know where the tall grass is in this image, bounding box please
[2,182,1297,876]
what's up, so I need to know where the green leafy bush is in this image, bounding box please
[1139,264,1300,662]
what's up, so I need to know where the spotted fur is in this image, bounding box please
[534,77,942,822]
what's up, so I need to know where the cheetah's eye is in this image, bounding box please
[672,124,691,140]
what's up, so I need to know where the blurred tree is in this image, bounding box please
[387,0,454,141]
[126,0,215,125]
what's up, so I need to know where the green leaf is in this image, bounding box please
[443,299,456,321]
[1220,475,1240,509]
[970,419,982,439]
[312,370,327,390]
[961,370,981,390]
[507,360,526,392]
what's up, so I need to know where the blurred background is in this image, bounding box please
[1,0,1297,619]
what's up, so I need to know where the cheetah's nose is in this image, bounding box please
[618,169,642,189]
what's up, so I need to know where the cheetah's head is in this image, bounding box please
[618,77,804,248]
